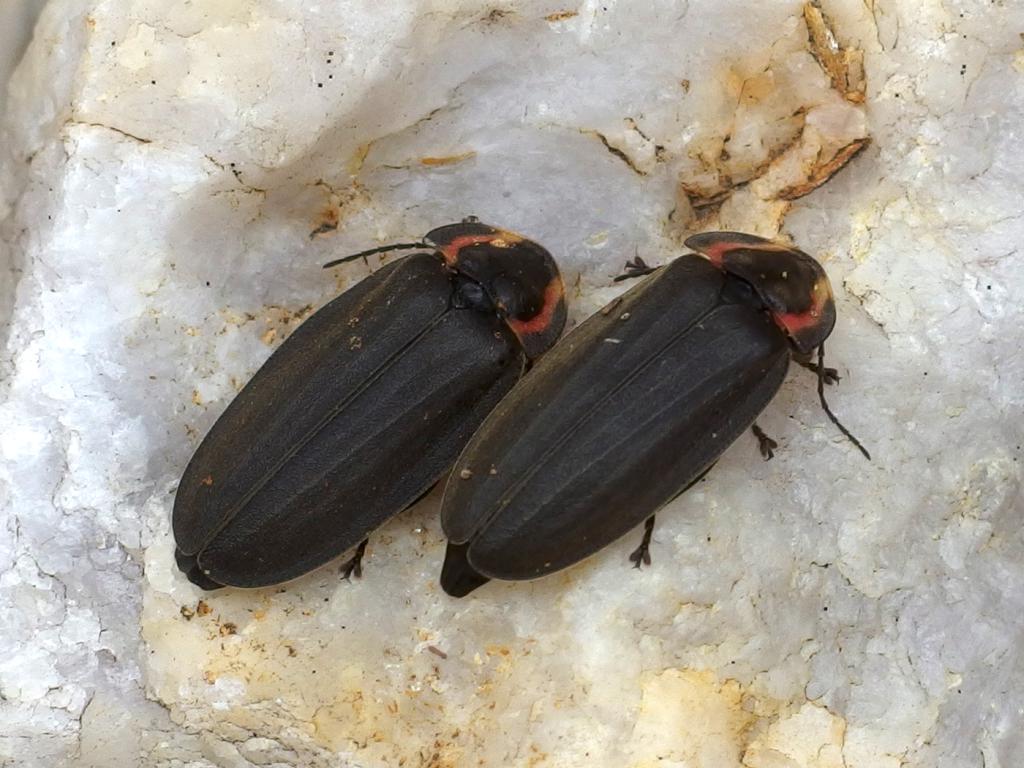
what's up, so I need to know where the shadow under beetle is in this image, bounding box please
[439,231,869,597]
[173,219,566,589]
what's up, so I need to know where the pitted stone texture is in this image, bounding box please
[1,1,1022,766]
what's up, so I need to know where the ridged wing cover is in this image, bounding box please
[174,254,525,586]
[440,255,790,580]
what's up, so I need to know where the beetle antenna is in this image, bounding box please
[816,343,871,461]
[322,242,428,269]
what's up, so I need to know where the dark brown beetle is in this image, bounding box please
[174,219,566,589]
[439,231,868,596]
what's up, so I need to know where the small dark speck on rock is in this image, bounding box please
[205,281,210,286]
[317,83,323,88]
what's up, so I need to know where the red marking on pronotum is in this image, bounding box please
[776,309,819,334]
[438,233,522,266]
[698,240,732,266]
[507,278,564,338]
[702,240,797,267]
[773,280,831,338]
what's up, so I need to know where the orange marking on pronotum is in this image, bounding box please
[700,240,796,267]
[507,278,565,337]
[438,231,523,266]
[776,309,819,333]
[775,280,832,336]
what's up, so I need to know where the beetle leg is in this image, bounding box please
[751,423,778,460]
[340,539,369,581]
[629,466,715,568]
[628,516,656,568]
[613,256,658,283]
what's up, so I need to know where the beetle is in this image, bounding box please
[173,219,566,589]
[438,231,869,597]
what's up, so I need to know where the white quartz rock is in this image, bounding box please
[1,0,1023,767]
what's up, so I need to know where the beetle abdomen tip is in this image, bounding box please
[440,541,491,597]
[174,547,225,591]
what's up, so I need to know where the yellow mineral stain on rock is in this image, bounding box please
[312,679,379,752]
[218,308,250,326]
[776,137,869,200]
[738,70,778,104]
[310,200,340,238]
[742,702,846,768]
[674,2,868,237]
[348,142,374,176]
[625,668,756,768]
[1013,49,1024,74]
[308,180,371,240]
[545,10,578,22]
[803,2,866,102]
[261,304,314,344]
[419,151,477,166]
[144,575,862,768]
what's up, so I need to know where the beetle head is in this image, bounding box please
[684,231,836,354]
[425,221,567,359]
